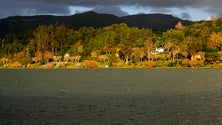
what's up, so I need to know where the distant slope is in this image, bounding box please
[0,11,193,37]
[59,11,121,29]
[121,14,192,31]
[0,15,58,37]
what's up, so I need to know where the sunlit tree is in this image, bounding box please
[208,32,222,51]
[144,38,155,61]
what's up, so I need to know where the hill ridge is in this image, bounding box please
[0,11,193,37]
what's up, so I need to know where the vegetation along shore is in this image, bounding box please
[1,16,222,68]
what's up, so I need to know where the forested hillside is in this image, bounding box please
[0,11,192,37]
[1,17,222,68]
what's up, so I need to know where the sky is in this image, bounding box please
[0,0,221,21]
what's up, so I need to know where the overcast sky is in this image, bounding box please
[0,0,221,21]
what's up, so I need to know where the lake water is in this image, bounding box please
[0,69,222,125]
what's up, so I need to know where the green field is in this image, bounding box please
[0,69,222,125]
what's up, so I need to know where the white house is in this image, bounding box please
[152,47,164,54]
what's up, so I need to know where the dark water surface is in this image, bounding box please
[0,69,222,125]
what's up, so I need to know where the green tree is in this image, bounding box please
[187,37,203,58]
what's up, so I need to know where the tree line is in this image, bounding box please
[1,18,222,68]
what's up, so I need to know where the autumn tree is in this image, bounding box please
[32,50,43,63]
[208,32,222,51]
[175,21,185,30]
[118,44,132,63]
[69,40,83,56]
[164,41,179,61]
[144,38,155,61]
[139,48,146,62]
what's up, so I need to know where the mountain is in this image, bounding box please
[122,14,192,31]
[0,11,193,37]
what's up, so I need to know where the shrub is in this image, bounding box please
[155,60,168,67]
[83,60,98,68]
[9,61,23,68]
[45,62,55,68]
[167,61,176,67]
[189,60,199,67]
[27,63,40,68]
[182,59,190,67]
[210,62,222,68]
[145,61,156,68]
[158,54,167,61]
[182,59,200,67]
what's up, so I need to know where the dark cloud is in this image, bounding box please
[24,2,70,15]
[92,6,128,17]
[1,0,222,20]
[181,12,191,20]
[0,0,25,18]
[204,7,222,18]
[150,7,171,13]
[18,0,222,8]
[0,0,70,18]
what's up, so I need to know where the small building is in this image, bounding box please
[152,47,164,54]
